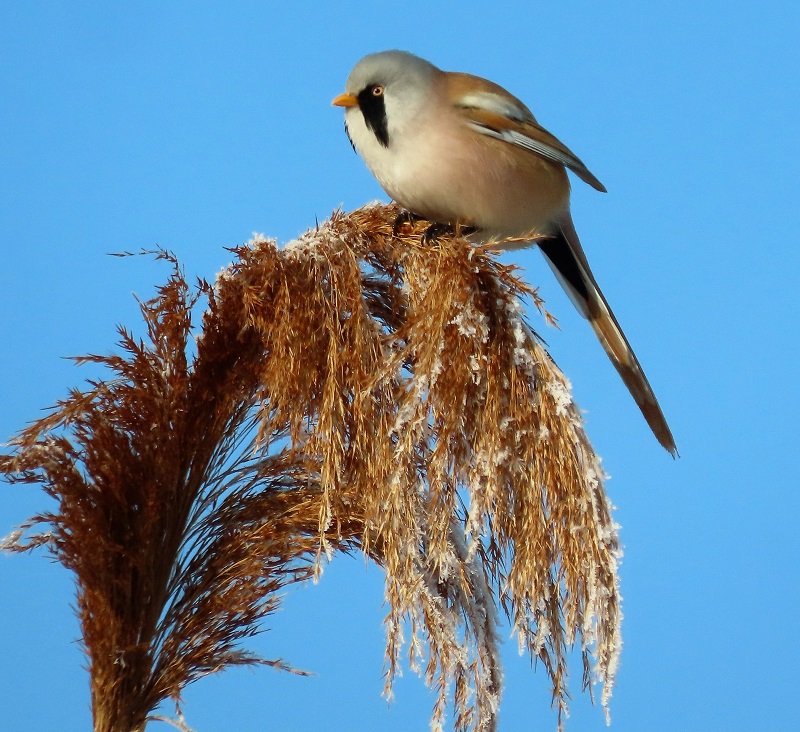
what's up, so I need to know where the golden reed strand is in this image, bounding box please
[2,204,620,732]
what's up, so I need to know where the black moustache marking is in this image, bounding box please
[344,120,356,152]
[357,86,389,147]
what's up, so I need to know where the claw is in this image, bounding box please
[421,222,454,244]
[420,222,478,244]
[392,210,424,236]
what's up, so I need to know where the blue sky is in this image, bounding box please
[2,2,798,730]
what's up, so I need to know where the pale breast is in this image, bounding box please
[346,98,571,240]
[384,112,571,239]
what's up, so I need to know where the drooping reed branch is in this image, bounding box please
[1,203,621,732]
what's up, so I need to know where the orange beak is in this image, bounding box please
[332,92,358,108]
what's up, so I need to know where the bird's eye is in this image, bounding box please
[371,85,384,97]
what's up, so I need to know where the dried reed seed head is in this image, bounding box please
[3,204,620,732]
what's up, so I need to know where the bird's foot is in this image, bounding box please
[392,210,424,236]
[421,222,477,244]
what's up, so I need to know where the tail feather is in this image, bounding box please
[538,214,677,456]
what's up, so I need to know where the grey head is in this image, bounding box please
[342,51,439,148]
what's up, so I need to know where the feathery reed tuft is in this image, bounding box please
[2,204,621,732]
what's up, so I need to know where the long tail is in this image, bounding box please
[538,214,677,456]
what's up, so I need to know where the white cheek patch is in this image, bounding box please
[347,109,386,158]
[342,108,404,197]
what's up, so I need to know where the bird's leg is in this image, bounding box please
[421,221,478,244]
[392,209,424,236]
[457,223,478,238]
[421,222,453,243]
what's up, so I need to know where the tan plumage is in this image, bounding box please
[553,215,677,454]
[334,50,676,455]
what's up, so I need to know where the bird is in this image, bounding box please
[333,50,677,456]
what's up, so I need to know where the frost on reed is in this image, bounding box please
[1,204,621,732]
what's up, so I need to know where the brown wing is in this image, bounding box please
[462,106,607,192]
[444,73,607,193]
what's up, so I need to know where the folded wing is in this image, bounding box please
[453,91,607,193]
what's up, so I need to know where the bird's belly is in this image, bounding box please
[377,133,571,240]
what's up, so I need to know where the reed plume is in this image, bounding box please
[2,203,621,731]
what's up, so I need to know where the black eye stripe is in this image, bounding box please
[357,85,389,148]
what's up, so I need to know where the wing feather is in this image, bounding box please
[455,102,607,193]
